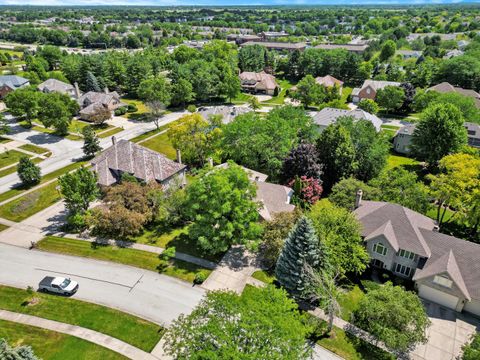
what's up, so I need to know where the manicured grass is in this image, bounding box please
[251,270,276,284]
[0,181,61,221]
[131,224,222,263]
[0,149,26,168]
[0,137,12,144]
[0,223,8,232]
[261,79,295,105]
[0,319,127,360]
[386,154,420,171]
[231,92,253,105]
[340,86,353,104]
[37,236,212,283]
[0,157,42,178]
[337,286,364,322]
[0,285,164,352]
[97,127,123,138]
[317,325,393,360]
[122,98,148,114]
[0,161,86,204]
[69,119,91,134]
[380,124,401,130]
[18,143,51,156]
[140,132,176,160]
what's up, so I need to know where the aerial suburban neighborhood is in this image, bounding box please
[0,2,479,360]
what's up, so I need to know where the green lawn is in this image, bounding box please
[131,224,222,263]
[139,132,176,160]
[231,92,253,105]
[0,161,86,204]
[0,319,126,360]
[0,181,61,221]
[251,270,276,284]
[37,236,212,284]
[0,157,42,179]
[0,137,12,144]
[122,98,148,114]
[385,154,420,171]
[261,79,295,106]
[340,86,353,104]
[337,286,364,322]
[0,224,8,232]
[0,285,163,352]
[0,149,26,169]
[317,325,393,360]
[18,143,51,156]
[98,127,123,139]
[69,119,91,134]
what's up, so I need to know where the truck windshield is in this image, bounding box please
[60,279,71,289]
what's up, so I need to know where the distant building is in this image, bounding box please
[311,107,383,132]
[351,80,401,103]
[0,75,29,98]
[258,31,288,40]
[393,122,480,154]
[239,71,279,96]
[314,43,369,53]
[291,75,343,94]
[444,49,464,59]
[91,139,186,187]
[226,34,262,45]
[396,50,423,59]
[37,79,80,99]
[240,41,306,52]
[428,82,480,109]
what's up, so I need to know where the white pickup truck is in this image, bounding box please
[38,276,79,295]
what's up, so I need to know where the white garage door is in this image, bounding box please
[418,285,459,310]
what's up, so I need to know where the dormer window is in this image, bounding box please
[373,243,387,256]
[433,275,452,288]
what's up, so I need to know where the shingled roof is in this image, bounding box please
[312,107,383,132]
[91,139,186,186]
[0,75,29,90]
[414,229,480,300]
[256,181,295,221]
[354,201,435,257]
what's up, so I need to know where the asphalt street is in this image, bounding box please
[0,243,205,326]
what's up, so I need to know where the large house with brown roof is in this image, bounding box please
[354,196,480,316]
[239,71,279,96]
[428,82,480,109]
[91,139,186,187]
[38,79,80,99]
[351,80,401,103]
[78,90,126,121]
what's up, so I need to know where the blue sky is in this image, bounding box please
[0,0,478,5]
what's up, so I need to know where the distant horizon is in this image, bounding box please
[1,0,480,7]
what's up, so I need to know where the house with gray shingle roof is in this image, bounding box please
[354,197,480,315]
[311,107,383,132]
[91,139,186,187]
[0,75,29,98]
[78,90,126,121]
[38,78,79,99]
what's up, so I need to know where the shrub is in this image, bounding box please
[127,104,138,113]
[161,246,176,261]
[114,107,128,116]
[17,156,41,186]
[193,272,207,284]
[187,104,197,113]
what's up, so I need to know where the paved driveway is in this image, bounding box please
[412,301,480,360]
[0,243,205,327]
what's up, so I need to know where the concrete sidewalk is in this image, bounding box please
[0,309,160,360]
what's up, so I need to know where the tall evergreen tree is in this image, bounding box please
[85,71,101,92]
[275,216,324,299]
[17,156,41,186]
[82,126,102,158]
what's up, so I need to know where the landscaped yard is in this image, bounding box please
[230,92,253,105]
[385,153,421,171]
[0,149,26,169]
[0,285,164,352]
[0,157,42,178]
[0,224,8,232]
[337,285,364,322]
[0,181,61,221]
[139,132,176,160]
[37,236,212,283]
[0,161,86,204]
[97,127,123,138]
[0,319,126,360]
[18,143,51,156]
[251,270,275,284]
[261,79,295,106]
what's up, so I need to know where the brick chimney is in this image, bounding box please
[73,82,81,99]
[355,189,363,209]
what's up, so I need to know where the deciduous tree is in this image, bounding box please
[17,156,41,186]
[59,167,99,214]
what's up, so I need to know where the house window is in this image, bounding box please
[373,243,387,256]
[433,275,453,288]
[399,249,415,260]
[366,88,371,95]
[395,263,412,277]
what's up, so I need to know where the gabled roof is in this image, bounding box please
[354,201,435,257]
[0,75,29,89]
[91,139,185,186]
[37,78,75,95]
[428,82,480,108]
[198,106,250,124]
[360,79,401,92]
[78,91,122,108]
[239,71,278,91]
[315,75,344,87]
[256,181,295,221]
[413,249,471,300]
[311,107,383,132]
